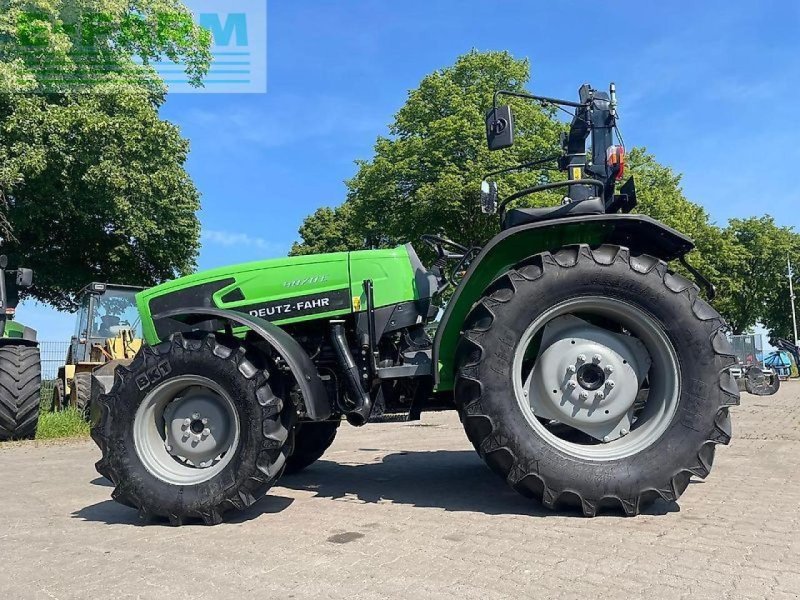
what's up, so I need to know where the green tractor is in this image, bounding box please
[0,257,41,441]
[92,84,738,524]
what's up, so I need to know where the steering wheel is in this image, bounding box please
[420,234,469,261]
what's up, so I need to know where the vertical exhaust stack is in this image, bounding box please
[329,320,372,426]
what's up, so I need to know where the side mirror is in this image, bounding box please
[16,268,33,288]
[480,180,498,214]
[485,105,514,151]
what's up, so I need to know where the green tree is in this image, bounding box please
[0,1,210,309]
[292,50,565,258]
[724,216,800,339]
[290,205,363,256]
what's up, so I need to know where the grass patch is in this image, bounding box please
[36,408,91,440]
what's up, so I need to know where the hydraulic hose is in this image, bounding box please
[329,320,372,426]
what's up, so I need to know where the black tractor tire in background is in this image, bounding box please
[0,344,42,441]
[454,244,739,516]
[73,372,92,419]
[50,378,65,412]
[285,420,340,474]
[92,333,297,525]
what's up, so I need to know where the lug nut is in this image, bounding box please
[592,354,602,363]
[620,428,629,436]
[202,417,209,425]
[578,391,588,400]
[595,392,605,400]
[202,428,210,437]
[192,413,200,420]
[567,380,577,389]
[605,365,614,374]
[183,418,191,426]
[577,354,586,363]
[606,380,615,389]
[603,436,611,443]
[566,365,576,374]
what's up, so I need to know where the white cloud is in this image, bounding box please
[201,229,288,255]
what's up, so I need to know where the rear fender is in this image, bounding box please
[433,214,694,390]
[152,307,332,421]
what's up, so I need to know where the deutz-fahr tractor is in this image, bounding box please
[51,283,143,417]
[92,84,738,524]
[0,258,41,441]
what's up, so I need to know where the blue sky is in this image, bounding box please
[17,0,800,340]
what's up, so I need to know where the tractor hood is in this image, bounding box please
[136,246,421,345]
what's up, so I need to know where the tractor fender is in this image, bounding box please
[152,307,332,421]
[433,214,695,390]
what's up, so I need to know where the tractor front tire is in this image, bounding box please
[0,344,42,441]
[92,333,296,525]
[285,420,340,474]
[455,245,739,516]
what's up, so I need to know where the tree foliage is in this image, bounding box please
[725,217,800,341]
[0,0,210,309]
[294,51,565,261]
[293,50,800,340]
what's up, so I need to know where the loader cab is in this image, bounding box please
[69,283,144,363]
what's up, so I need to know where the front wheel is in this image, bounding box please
[285,420,340,474]
[455,245,739,516]
[91,333,296,525]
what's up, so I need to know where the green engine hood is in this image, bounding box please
[136,245,421,345]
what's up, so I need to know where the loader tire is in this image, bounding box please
[285,420,340,474]
[92,332,296,525]
[0,344,42,441]
[50,378,65,412]
[73,372,92,419]
[454,244,739,516]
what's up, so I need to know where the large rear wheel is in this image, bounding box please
[0,344,42,441]
[455,245,739,516]
[92,332,296,525]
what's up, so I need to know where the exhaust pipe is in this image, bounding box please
[329,320,372,426]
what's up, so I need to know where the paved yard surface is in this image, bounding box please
[1,384,799,600]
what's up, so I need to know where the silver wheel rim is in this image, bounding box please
[133,375,240,485]
[512,296,680,461]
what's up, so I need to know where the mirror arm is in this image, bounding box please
[493,90,587,113]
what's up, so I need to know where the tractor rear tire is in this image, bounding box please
[454,244,739,516]
[73,372,92,419]
[285,420,340,474]
[0,344,42,441]
[92,332,296,525]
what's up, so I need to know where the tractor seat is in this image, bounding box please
[503,197,605,229]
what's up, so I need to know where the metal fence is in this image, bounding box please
[729,334,765,367]
[38,341,69,410]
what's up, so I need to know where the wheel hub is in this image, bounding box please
[527,315,651,442]
[163,386,234,468]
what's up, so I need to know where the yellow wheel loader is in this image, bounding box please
[52,283,143,417]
